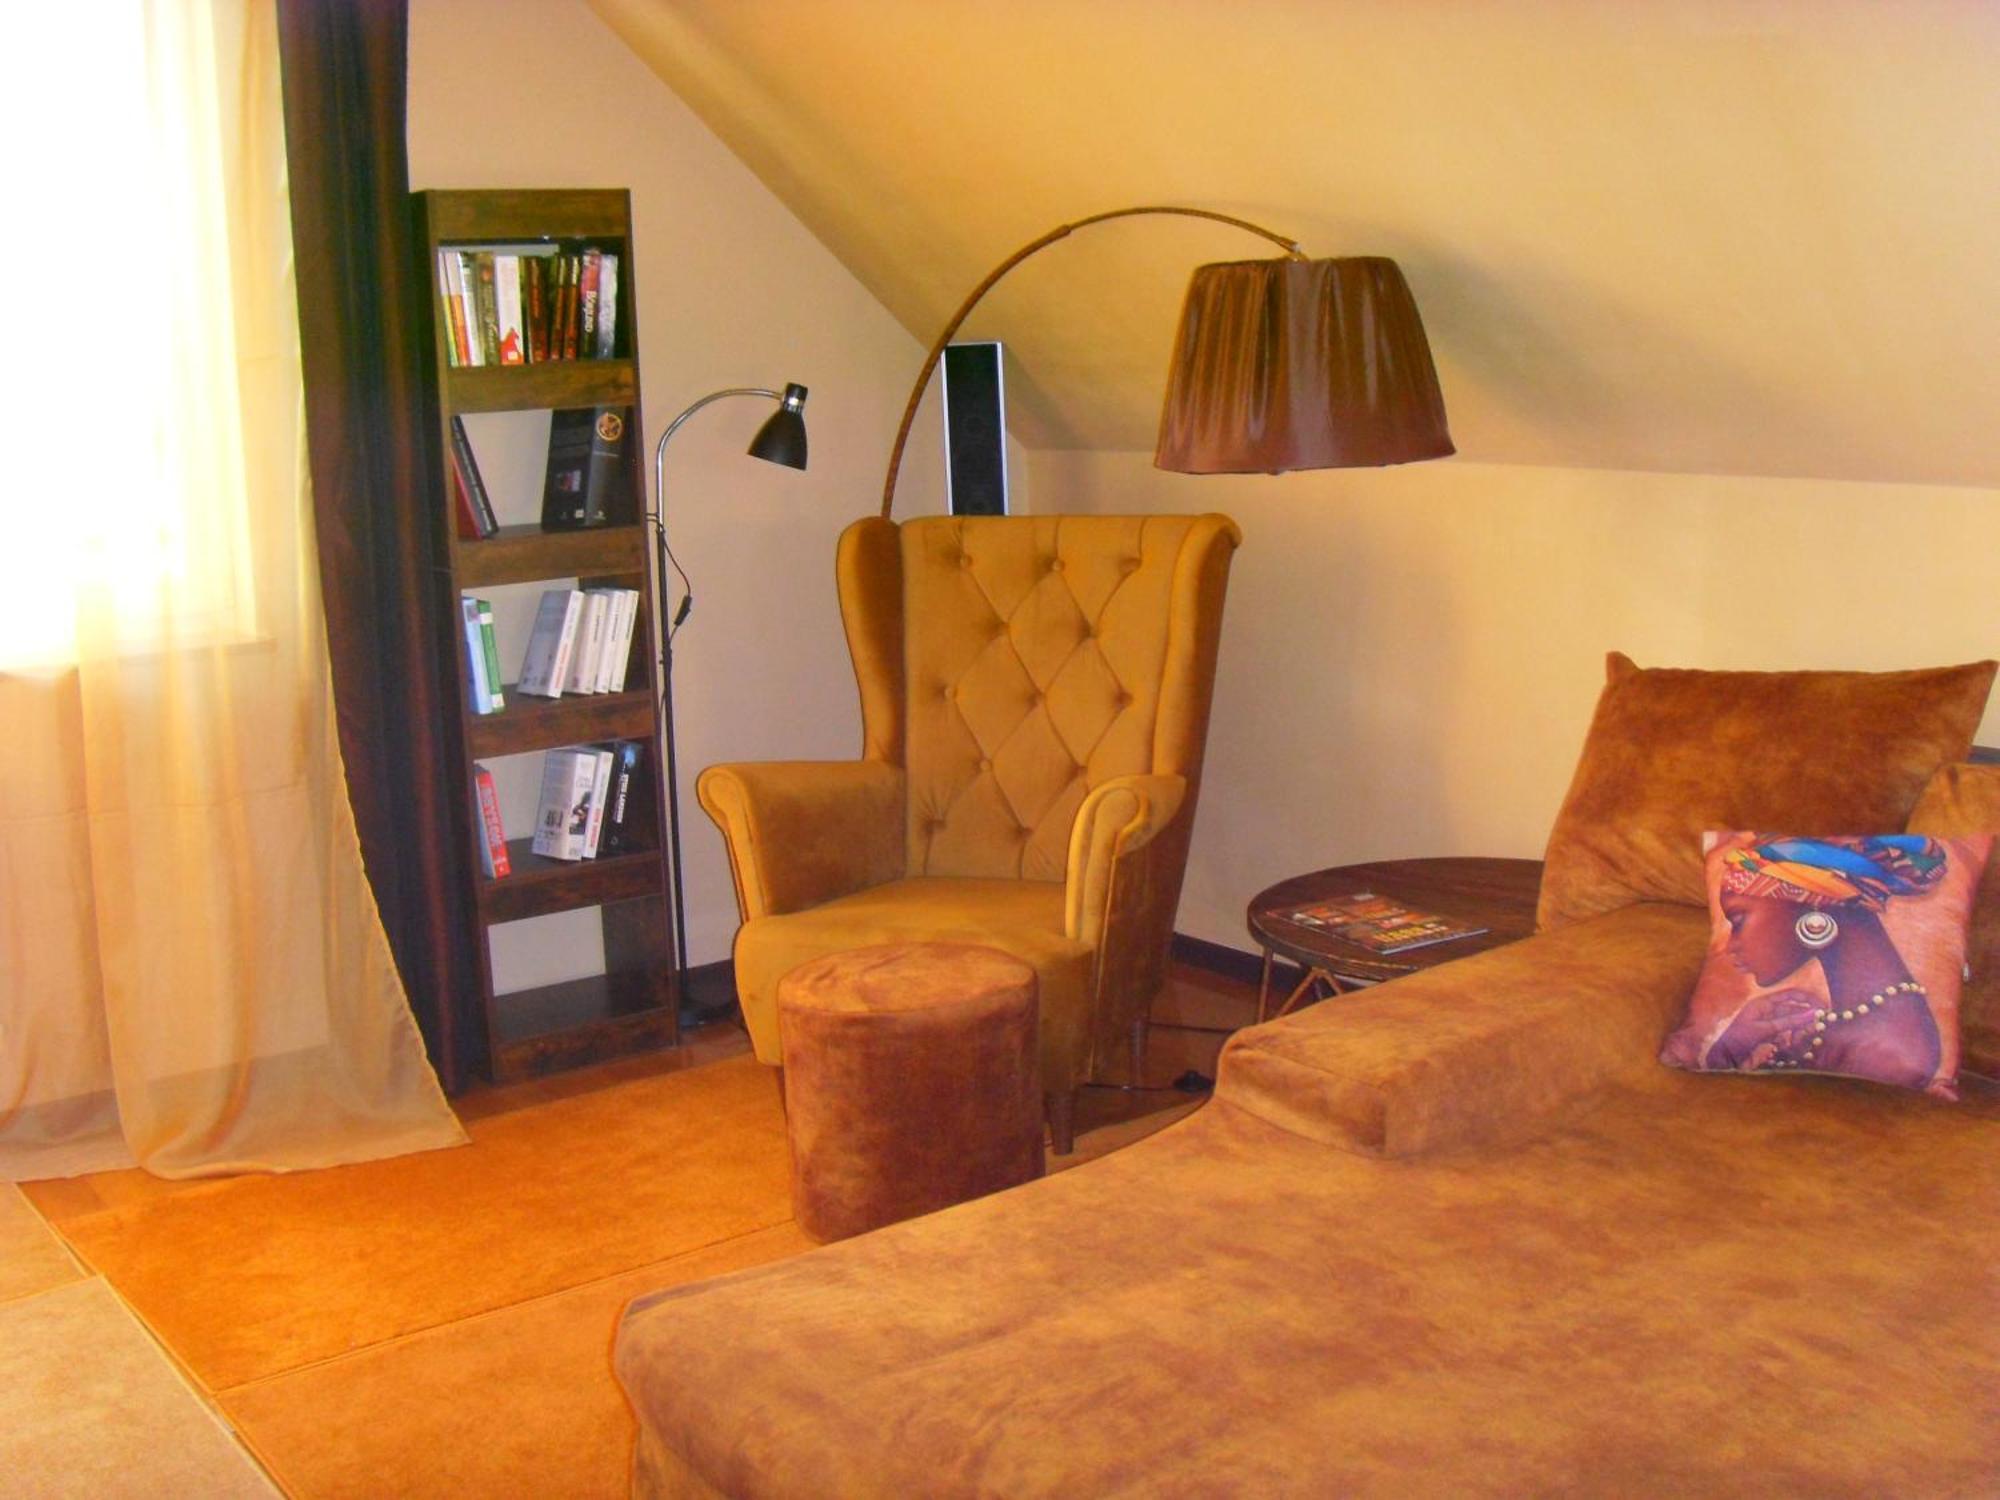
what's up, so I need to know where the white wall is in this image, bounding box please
[407,0,945,982]
[1030,450,2000,951]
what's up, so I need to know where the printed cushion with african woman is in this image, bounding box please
[1662,831,1993,1099]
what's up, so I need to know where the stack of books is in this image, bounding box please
[460,596,505,715]
[470,742,647,876]
[517,587,642,698]
[435,243,620,368]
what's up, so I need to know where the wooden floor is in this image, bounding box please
[28,959,1261,1226]
[18,960,1267,1499]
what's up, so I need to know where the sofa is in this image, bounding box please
[616,658,2000,1497]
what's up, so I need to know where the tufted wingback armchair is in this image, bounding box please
[698,512,1240,1151]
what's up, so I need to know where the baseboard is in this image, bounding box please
[1169,932,1271,987]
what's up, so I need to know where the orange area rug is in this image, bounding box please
[56,1051,792,1391]
[29,976,1237,1498]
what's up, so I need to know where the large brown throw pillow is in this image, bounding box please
[1907,761,2000,1078]
[1537,654,1996,931]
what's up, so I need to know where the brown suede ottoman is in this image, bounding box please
[779,942,1044,1242]
[615,905,2000,1497]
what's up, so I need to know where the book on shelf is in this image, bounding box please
[493,254,524,365]
[472,764,511,878]
[594,587,636,693]
[597,740,646,855]
[474,598,504,708]
[435,244,621,369]
[448,417,499,537]
[517,588,584,698]
[460,597,503,714]
[564,589,611,694]
[1274,891,1488,956]
[474,254,500,365]
[541,406,630,529]
[531,748,599,861]
[580,746,615,858]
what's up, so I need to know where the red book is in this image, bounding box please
[560,254,581,360]
[450,461,483,540]
[474,765,511,878]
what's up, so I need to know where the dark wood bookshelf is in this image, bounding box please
[414,187,678,1086]
[451,522,647,588]
[479,842,664,923]
[446,359,637,414]
[489,968,676,1082]
[465,685,655,759]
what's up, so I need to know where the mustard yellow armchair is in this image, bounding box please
[699,513,1240,1151]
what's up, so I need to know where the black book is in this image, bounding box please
[597,740,647,855]
[541,406,629,529]
[448,416,499,535]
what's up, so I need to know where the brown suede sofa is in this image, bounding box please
[615,662,2000,1497]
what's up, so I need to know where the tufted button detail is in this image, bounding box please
[1120,556,1141,575]
[1050,558,1066,574]
[1115,691,1133,709]
[978,757,993,773]
[958,552,975,569]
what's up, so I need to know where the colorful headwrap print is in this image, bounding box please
[1718,834,1947,911]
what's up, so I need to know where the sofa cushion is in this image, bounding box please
[1216,902,1709,1157]
[1661,832,1990,1099]
[617,1069,2000,1499]
[1908,762,2000,1077]
[1537,654,1996,931]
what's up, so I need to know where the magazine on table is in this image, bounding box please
[1274,891,1487,956]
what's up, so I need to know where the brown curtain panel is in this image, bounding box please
[276,0,482,1090]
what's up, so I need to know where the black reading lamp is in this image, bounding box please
[650,382,810,1020]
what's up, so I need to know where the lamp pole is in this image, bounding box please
[649,384,809,1017]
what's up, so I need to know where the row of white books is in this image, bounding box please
[518,587,641,700]
[532,743,642,862]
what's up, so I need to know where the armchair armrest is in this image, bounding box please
[696,760,906,921]
[1064,773,1186,945]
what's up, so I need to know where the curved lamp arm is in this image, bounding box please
[652,387,782,630]
[878,205,1305,519]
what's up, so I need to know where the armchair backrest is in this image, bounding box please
[836,513,1242,882]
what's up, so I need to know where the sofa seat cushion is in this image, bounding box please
[1537,654,1995,931]
[616,1071,2000,1499]
[732,877,1093,1084]
[1218,902,1710,1157]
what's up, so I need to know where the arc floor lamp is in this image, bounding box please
[650,383,809,1013]
[878,203,1453,517]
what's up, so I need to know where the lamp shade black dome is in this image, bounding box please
[748,383,809,469]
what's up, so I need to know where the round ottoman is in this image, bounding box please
[777,942,1045,1242]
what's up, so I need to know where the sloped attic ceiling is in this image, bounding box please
[588,0,2000,488]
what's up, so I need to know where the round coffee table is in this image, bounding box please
[1246,857,1541,1021]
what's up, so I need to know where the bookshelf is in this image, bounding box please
[413,188,677,1084]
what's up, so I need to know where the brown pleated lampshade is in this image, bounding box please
[1155,256,1454,473]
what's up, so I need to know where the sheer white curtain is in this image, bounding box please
[0,0,465,1178]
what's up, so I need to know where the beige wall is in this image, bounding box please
[407,0,945,984]
[1029,450,2000,950]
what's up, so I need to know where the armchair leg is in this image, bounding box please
[1128,1017,1149,1088]
[1045,1090,1077,1157]
[772,1064,787,1119]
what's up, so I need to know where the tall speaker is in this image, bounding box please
[942,341,1009,516]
